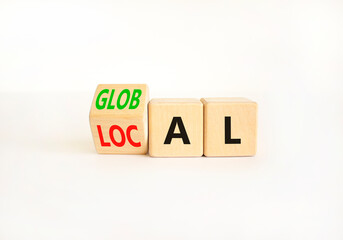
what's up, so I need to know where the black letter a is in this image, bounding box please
[225,116,241,144]
[164,117,190,144]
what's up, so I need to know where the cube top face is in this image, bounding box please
[201,97,257,157]
[149,98,202,104]
[148,98,203,157]
[90,84,148,118]
[201,97,255,104]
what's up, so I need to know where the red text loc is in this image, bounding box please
[97,125,141,147]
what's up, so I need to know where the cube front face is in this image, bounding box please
[202,98,257,157]
[89,84,148,154]
[148,99,203,157]
[90,118,147,154]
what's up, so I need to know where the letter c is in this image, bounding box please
[126,125,141,147]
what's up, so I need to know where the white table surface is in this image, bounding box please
[0,91,342,239]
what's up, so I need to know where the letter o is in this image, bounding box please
[117,89,130,109]
[109,125,125,147]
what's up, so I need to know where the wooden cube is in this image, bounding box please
[89,84,149,154]
[148,98,203,157]
[201,98,257,157]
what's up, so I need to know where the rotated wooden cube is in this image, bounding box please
[89,84,149,154]
[148,98,203,157]
[201,98,257,157]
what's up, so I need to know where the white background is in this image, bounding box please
[0,0,343,239]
